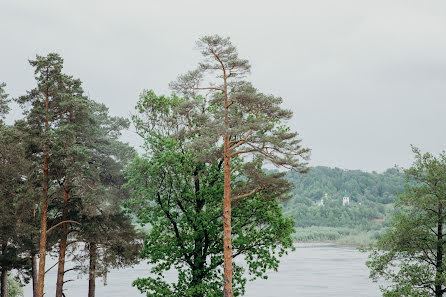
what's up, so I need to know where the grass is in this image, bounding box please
[293,226,385,247]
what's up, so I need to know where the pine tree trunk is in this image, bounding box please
[0,267,7,297]
[88,243,97,297]
[55,182,69,297]
[222,135,233,297]
[32,254,38,297]
[222,73,233,297]
[37,90,50,297]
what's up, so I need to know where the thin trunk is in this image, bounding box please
[0,268,7,297]
[32,254,38,297]
[55,182,69,297]
[222,71,233,297]
[1,243,7,297]
[88,243,97,297]
[37,88,50,297]
[435,203,444,297]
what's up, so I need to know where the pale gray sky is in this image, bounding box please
[1,0,446,172]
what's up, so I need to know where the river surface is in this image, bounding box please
[24,244,382,297]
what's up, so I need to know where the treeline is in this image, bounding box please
[1,35,311,297]
[284,166,406,228]
[0,54,141,297]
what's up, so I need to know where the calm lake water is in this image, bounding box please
[24,244,381,297]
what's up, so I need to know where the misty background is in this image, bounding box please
[1,0,445,172]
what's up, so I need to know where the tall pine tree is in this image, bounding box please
[17,54,83,297]
[170,35,310,296]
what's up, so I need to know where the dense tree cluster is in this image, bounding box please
[0,54,140,297]
[0,37,308,297]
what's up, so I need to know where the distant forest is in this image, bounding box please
[284,166,406,228]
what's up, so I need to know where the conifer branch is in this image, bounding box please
[193,87,224,92]
[46,220,80,234]
[231,188,264,202]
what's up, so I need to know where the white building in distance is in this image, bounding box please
[342,193,350,206]
[316,198,324,206]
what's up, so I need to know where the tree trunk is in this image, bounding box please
[88,243,97,297]
[37,153,49,297]
[37,90,50,297]
[32,254,38,297]
[435,203,444,297]
[222,135,233,297]
[55,182,69,297]
[222,72,233,297]
[0,267,7,297]
[1,243,7,297]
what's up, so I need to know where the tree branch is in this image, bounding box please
[46,220,80,234]
[229,129,253,151]
[231,188,264,202]
[45,261,59,274]
[193,87,224,92]
[230,148,257,157]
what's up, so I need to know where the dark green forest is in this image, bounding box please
[284,166,405,228]
[281,167,407,244]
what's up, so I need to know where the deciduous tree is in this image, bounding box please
[126,95,296,296]
[367,147,446,297]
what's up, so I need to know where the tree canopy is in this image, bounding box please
[167,35,309,296]
[125,91,296,297]
[367,147,446,297]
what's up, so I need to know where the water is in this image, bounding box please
[24,244,381,297]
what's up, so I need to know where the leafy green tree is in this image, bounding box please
[367,147,446,297]
[125,92,295,297]
[168,35,309,296]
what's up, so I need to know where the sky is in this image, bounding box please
[1,0,446,172]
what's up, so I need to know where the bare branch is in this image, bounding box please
[231,188,264,202]
[230,148,257,157]
[45,261,59,274]
[46,220,80,234]
[193,87,224,92]
[229,129,253,151]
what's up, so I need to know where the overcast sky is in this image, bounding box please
[1,0,445,172]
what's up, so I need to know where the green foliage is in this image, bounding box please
[0,275,24,297]
[366,147,446,297]
[284,166,405,228]
[0,83,9,120]
[125,94,296,296]
[12,53,140,296]
[0,122,34,282]
[292,226,385,246]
